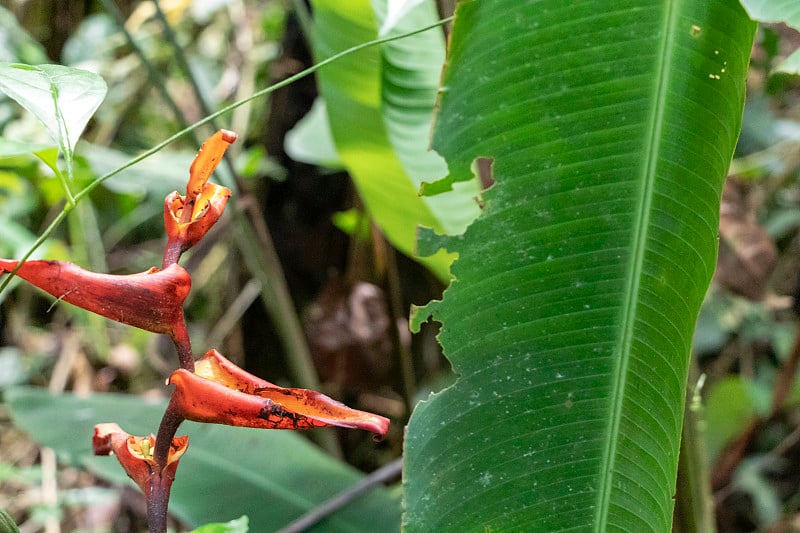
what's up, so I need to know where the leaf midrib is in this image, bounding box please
[593,1,679,530]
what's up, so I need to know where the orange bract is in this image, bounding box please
[186,129,237,201]
[168,349,390,439]
[93,423,188,496]
[0,260,191,335]
[162,130,236,267]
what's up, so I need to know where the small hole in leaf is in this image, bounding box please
[473,157,494,190]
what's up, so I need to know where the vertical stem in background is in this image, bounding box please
[67,202,111,360]
[98,0,200,146]
[372,226,416,415]
[40,448,60,533]
[674,363,715,533]
[771,321,800,415]
[290,0,314,40]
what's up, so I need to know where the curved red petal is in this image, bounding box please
[170,351,389,438]
[0,260,190,335]
[187,130,237,199]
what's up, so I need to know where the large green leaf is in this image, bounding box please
[309,0,480,280]
[5,386,400,532]
[404,1,755,532]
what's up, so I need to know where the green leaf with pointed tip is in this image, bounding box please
[404,1,755,532]
[5,387,400,532]
[0,63,106,172]
[309,0,480,280]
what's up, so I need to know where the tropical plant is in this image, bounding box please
[4,0,800,532]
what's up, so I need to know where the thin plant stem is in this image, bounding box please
[145,473,170,533]
[372,226,416,415]
[170,319,195,371]
[154,401,185,470]
[276,457,403,533]
[151,0,210,123]
[673,366,715,533]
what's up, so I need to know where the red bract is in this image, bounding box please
[0,260,190,336]
[163,129,236,267]
[168,349,390,440]
[93,423,187,494]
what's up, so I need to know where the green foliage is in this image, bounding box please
[739,0,800,27]
[285,98,343,169]
[705,376,760,462]
[0,508,21,533]
[740,0,800,74]
[5,387,401,532]
[309,0,480,280]
[0,63,106,181]
[0,6,47,64]
[191,516,249,533]
[404,1,755,531]
[3,1,792,531]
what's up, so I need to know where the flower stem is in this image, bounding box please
[170,318,195,372]
[145,472,170,533]
[154,403,185,471]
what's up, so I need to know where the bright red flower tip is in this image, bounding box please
[0,260,190,335]
[92,423,188,496]
[168,349,390,440]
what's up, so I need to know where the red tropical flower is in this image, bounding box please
[92,423,188,497]
[168,349,390,439]
[163,129,236,266]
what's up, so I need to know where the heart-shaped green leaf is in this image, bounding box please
[0,63,106,170]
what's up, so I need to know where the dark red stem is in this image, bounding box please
[145,473,170,533]
[162,239,183,269]
[170,318,195,372]
[154,400,185,471]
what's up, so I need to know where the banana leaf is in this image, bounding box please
[404,1,755,531]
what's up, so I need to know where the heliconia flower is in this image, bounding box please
[168,349,390,440]
[0,260,190,336]
[163,130,236,266]
[92,423,188,497]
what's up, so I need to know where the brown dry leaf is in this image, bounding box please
[716,178,778,300]
[304,279,394,396]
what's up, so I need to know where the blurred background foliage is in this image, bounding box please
[1,0,800,532]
